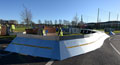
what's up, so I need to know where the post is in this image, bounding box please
[97,8,99,23]
[109,12,111,21]
[97,8,100,29]
[117,14,119,21]
[117,14,119,30]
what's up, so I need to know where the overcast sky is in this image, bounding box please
[0,0,120,23]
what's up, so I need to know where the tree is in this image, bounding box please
[78,15,84,26]
[21,21,25,24]
[21,6,32,28]
[63,20,67,25]
[55,20,57,25]
[44,20,47,25]
[72,14,79,26]
[9,20,18,24]
[50,20,53,25]
[48,20,50,25]
[59,19,62,25]
[71,21,76,26]
[66,20,70,25]
[63,20,70,25]
[38,20,42,24]
[47,20,50,25]
[31,21,36,25]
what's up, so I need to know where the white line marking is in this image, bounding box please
[45,60,54,65]
[110,42,120,55]
[109,37,120,55]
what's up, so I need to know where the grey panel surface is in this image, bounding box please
[17,34,86,41]
[17,34,59,40]
[59,35,84,40]
[17,30,98,40]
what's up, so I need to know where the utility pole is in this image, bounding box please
[117,14,119,21]
[109,12,111,21]
[97,8,100,23]
[81,15,83,23]
[97,8,100,29]
[117,14,119,30]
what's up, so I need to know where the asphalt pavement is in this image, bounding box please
[0,35,120,65]
[52,36,120,65]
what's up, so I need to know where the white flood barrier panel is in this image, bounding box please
[59,32,109,60]
[5,30,109,60]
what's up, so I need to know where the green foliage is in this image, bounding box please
[15,27,25,32]
[113,31,120,33]
[0,35,16,39]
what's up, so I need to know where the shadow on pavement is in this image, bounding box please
[0,53,50,65]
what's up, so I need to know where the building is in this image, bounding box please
[0,19,18,24]
[86,21,120,30]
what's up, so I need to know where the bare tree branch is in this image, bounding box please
[21,5,32,28]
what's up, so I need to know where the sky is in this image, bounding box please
[0,0,120,23]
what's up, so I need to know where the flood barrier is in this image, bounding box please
[5,30,109,60]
